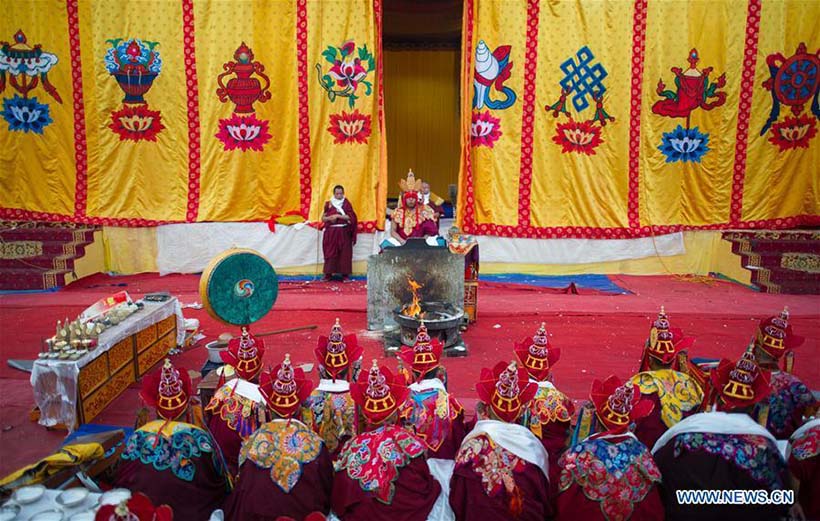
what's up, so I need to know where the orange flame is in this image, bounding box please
[402,277,423,317]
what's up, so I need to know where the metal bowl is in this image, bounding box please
[205,341,227,363]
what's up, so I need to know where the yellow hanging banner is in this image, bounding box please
[306,0,386,231]
[79,0,189,222]
[0,1,76,218]
[741,0,819,223]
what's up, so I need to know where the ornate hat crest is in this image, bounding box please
[399,169,423,193]
[514,322,560,382]
[476,361,537,423]
[221,327,265,381]
[397,321,443,379]
[350,360,409,425]
[711,350,771,411]
[590,375,654,433]
[259,353,314,418]
[314,318,362,379]
[755,306,803,359]
[140,358,191,420]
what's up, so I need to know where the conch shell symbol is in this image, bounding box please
[473,40,517,110]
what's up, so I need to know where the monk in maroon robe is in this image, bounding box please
[206,327,266,476]
[301,318,363,456]
[628,307,703,450]
[420,181,444,229]
[514,323,574,502]
[387,170,438,246]
[224,354,334,521]
[751,307,817,439]
[556,375,663,521]
[115,360,230,521]
[653,352,789,521]
[450,361,553,521]
[322,185,357,280]
[788,419,820,521]
[398,322,466,460]
[332,360,440,521]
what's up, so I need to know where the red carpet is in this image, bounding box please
[0,272,818,476]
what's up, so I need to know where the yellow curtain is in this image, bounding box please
[0,1,76,217]
[0,0,385,228]
[639,0,746,226]
[194,0,301,222]
[307,0,386,229]
[530,0,632,229]
[79,0,189,222]
[384,49,460,199]
[458,0,819,237]
[741,0,819,222]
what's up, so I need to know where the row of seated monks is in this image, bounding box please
[103,307,817,521]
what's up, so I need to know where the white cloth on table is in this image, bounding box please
[30,298,184,431]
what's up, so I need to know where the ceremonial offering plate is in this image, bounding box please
[199,249,278,326]
[28,510,63,521]
[12,485,44,505]
[98,489,130,506]
[55,488,89,508]
[0,503,20,521]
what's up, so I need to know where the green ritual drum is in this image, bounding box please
[199,248,278,326]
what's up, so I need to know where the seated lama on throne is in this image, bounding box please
[382,170,443,249]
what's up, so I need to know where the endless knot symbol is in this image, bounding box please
[559,46,608,112]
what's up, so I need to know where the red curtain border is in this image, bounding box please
[626,0,648,228]
[729,0,762,225]
[296,0,312,221]
[67,0,88,219]
[182,0,202,222]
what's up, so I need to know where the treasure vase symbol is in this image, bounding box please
[104,38,164,142]
[0,30,62,134]
[317,40,375,145]
[215,42,272,152]
[545,46,614,155]
[760,43,820,151]
[652,48,726,163]
[470,40,516,148]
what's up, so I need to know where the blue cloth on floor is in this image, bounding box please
[480,274,630,294]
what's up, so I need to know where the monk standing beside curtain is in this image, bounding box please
[322,185,357,281]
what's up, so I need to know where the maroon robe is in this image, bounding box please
[654,422,788,521]
[205,381,266,477]
[332,425,440,521]
[115,420,230,521]
[322,199,357,276]
[223,421,333,520]
[391,205,438,241]
[450,433,552,521]
[399,383,467,460]
[788,422,820,521]
[556,433,664,521]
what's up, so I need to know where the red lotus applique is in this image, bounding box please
[553,119,603,155]
[215,114,272,152]
[768,115,818,151]
[109,104,164,142]
[327,110,371,144]
[471,110,502,148]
